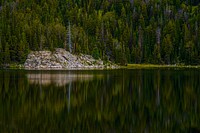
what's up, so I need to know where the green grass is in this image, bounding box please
[0,63,24,69]
[125,64,200,69]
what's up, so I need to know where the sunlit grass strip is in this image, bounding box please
[126,64,200,69]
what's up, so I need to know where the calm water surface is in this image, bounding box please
[0,69,200,132]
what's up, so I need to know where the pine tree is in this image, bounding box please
[68,21,72,53]
[18,32,28,63]
[153,45,162,64]
[92,46,100,59]
[0,37,2,64]
[4,42,10,64]
[162,35,173,64]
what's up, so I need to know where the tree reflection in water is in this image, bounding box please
[27,71,103,114]
[0,69,200,132]
[68,78,71,113]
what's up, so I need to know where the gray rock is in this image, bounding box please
[24,48,119,69]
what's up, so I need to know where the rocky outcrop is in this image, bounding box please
[24,48,119,69]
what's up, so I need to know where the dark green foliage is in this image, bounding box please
[92,46,100,59]
[0,39,2,64]
[0,0,200,65]
[4,42,10,64]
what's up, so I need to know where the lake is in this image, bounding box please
[0,69,200,132]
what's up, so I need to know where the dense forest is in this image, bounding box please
[0,0,200,65]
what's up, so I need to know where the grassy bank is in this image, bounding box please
[125,64,200,69]
[0,63,24,69]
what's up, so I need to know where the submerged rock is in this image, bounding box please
[24,48,119,69]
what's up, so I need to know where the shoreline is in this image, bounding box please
[1,63,200,70]
[0,63,121,70]
[125,64,200,69]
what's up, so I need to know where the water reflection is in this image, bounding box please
[68,82,71,113]
[27,71,100,86]
[0,69,200,132]
[26,71,104,113]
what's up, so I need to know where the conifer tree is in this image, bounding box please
[4,42,10,64]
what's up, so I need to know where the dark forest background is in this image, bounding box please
[0,0,200,65]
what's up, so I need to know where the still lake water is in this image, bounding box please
[0,69,200,132]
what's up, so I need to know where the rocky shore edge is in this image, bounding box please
[23,48,119,69]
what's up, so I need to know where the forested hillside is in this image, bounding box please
[0,0,200,65]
